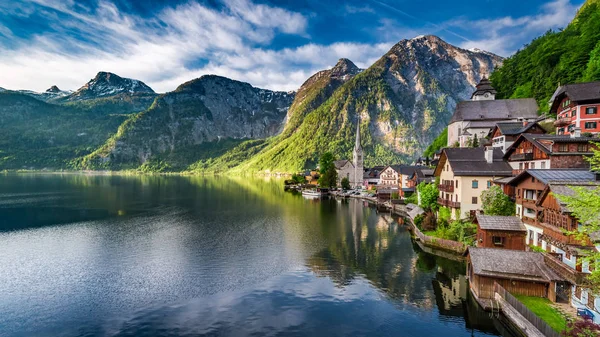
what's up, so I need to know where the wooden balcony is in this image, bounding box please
[554,118,571,127]
[537,222,592,246]
[437,197,460,208]
[543,253,587,284]
[510,152,534,161]
[438,184,454,192]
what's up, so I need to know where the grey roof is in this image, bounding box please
[509,169,595,186]
[334,160,351,169]
[547,182,600,213]
[493,176,514,184]
[468,248,563,282]
[397,165,428,175]
[442,148,513,177]
[551,81,600,103]
[505,134,597,157]
[450,98,539,123]
[494,121,544,136]
[476,215,526,232]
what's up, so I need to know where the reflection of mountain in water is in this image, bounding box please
[306,199,504,334]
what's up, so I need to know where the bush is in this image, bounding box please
[405,193,418,205]
[563,319,600,336]
[414,214,424,229]
[341,177,351,190]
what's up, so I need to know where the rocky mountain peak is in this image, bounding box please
[46,85,61,93]
[330,58,361,79]
[66,71,155,101]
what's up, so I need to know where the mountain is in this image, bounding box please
[490,0,600,110]
[64,71,155,101]
[192,35,502,173]
[76,75,295,171]
[13,85,72,102]
[0,91,128,169]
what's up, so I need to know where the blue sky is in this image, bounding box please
[0,0,585,92]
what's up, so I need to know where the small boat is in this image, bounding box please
[301,187,329,198]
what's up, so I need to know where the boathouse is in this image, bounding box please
[475,215,526,251]
[466,248,565,303]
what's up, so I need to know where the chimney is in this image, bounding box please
[571,127,581,138]
[523,120,528,127]
[484,146,494,164]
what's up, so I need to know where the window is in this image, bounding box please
[487,180,492,188]
[578,144,589,152]
[568,124,575,133]
[559,144,569,152]
[541,162,546,169]
[558,128,565,135]
[519,163,523,170]
[524,190,536,200]
[531,162,536,169]
[572,110,577,117]
[585,122,597,129]
[531,177,535,183]
[492,236,505,246]
[455,180,458,188]
[585,107,597,115]
[524,207,536,218]
[472,180,478,188]
[472,197,478,204]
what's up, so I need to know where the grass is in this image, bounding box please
[514,295,568,333]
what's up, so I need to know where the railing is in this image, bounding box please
[413,225,466,254]
[554,118,571,127]
[438,184,454,192]
[437,197,461,208]
[494,283,562,337]
[537,222,593,246]
[543,253,587,284]
[510,152,534,161]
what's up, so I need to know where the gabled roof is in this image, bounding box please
[491,121,545,137]
[504,134,597,158]
[468,248,563,282]
[537,181,600,213]
[397,165,428,175]
[334,160,352,169]
[550,81,600,112]
[476,215,526,232]
[508,169,595,186]
[450,98,539,123]
[435,148,512,177]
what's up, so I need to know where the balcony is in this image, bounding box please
[543,253,587,284]
[438,184,454,192]
[537,222,593,246]
[554,118,571,127]
[510,152,534,161]
[437,197,461,208]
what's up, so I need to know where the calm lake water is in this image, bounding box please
[0,174,511,337]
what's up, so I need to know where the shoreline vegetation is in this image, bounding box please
[0,169,293,177]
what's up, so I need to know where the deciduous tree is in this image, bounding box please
[481,186,515,216]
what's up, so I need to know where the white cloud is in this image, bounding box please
[448,0,582,56]
[0,0,391,93]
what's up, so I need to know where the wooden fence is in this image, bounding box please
[412,225,466,254]
[494,282,562,337]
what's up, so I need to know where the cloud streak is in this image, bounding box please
[0,0,395,93]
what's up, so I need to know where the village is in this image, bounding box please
[292,78,600,335]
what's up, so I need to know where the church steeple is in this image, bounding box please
[354,118,362,152]
[352,116,364,188]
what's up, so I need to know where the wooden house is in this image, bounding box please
[489,121,546,153]
[466,248,565,303]
[475,215,526,251]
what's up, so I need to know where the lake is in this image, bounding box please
[0,174,512,336]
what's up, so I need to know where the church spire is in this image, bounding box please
[355,116,362,151]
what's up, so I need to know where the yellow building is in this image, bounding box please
[434,147,513,219]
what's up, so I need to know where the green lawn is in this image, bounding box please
[514,295,567,333]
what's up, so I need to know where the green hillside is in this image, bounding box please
[490,0,600,111]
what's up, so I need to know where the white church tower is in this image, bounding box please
[352,119,364,188]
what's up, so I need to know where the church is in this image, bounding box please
[334,121,364,188]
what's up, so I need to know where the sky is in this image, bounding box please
[0,0,586,93]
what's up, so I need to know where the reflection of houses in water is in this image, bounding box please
[432,272,468,315]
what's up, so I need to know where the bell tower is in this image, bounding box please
[352,117,364,188]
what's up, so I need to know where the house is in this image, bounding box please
[475,215,527,251]
[488,121,546,153]
[434,147,513,219]
[507,169,596,240]
[334,121,364,188]
[363,166,383,189]
[504,133,598,175]
[550,81,600,136]
[466,247,565,303]
[447,78,539,147]
[378,165,402,188]
[397,166,428,197]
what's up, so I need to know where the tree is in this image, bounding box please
[417,182,439,212]
[341,177,351,190]
[318,152,338,188]
[472,134,479,147]
[557,143,600,292]
[481,186,516,216]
